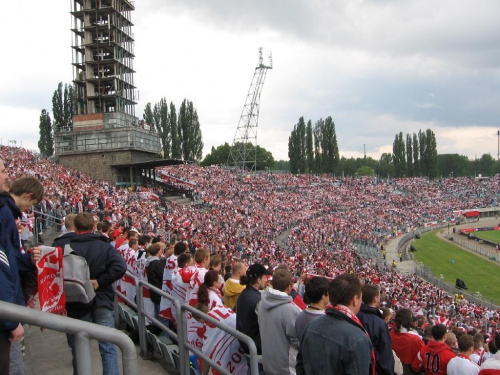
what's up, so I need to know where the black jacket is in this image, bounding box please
[357,303,395,375]
[67,233,126,317]
[146,256,166,304]
[235,285,262,354]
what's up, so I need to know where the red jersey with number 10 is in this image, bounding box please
[412,340,456,375]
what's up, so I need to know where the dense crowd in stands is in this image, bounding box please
[2,144,500,374]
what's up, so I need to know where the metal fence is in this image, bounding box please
[115,271,259,375]
[0,301,138,375]
[453,237,500,262]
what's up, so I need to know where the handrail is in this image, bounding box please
[116,271,259,375]
[0,301,138,375]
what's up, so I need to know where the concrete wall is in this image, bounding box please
[57,150,157,184]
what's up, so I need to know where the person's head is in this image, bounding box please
[127,230,139,240]
[380,307,392,323]
[129,238,139,250]
[432,324,448,342]
[304,276,330,307]
[149,242,164,257]
[457,334,474,355]
[174,241,188,256]
[240,263,269,290]
[488,337,498,355]
[0,158,8,192]
[101,222,111,234]
[445,331,457,350]
[424,324,434,341]
[9,177,45,211]
[271,269,294,294]
[139,235,152,247]
[394,308,415,332]
[361,283,381,307]
[474,333,484,349]
[231,262,246,280]
[197,270,222,307]
[329,273,362,314]
[195,248,210,268]
[209,254,222,272]
[74,212,96,233]
[65,214,77,232]
[177,253,193,268]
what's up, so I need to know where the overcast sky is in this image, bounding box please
[1,0,499,161]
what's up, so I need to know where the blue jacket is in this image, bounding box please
[66,233,126,317]
[0,192,35,334]
[235,285,263,354]
[296,308,374,375]
[358,303,395,375]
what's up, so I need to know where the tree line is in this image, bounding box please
[288,116,340,174]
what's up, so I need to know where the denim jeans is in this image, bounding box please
[67,307,119,375]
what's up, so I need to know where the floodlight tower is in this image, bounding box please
[229,48,273,171]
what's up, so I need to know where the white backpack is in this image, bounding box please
[63,244,96,304]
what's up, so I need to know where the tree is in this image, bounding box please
[322,116,339,173]
[425,129,438,178]
[437,154,472,177]
[406,133,413,177]
[306,120,314,173]
[376,153,395,178]
[201,143,274,170]
[52,82,74,132]
[170,102,180,159]
[313,119,324,173]
[38,109,53,157]
[273,160,290,171]
[418,130,427,176]
[356,166,375,176]
[393,132,406,177]
[178,99,203,161]
[478,153,497,176]
[412,133,420,176]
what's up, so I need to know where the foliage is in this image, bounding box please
[38,109,53,157]
[143,99,202,161]
[52,82,74,132]
[288,116,339,174]
[273,160,290,171]
[356,165,375,176]
[201,142,275,170]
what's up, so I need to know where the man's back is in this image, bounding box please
[67,233,126,316]
[413,340,456,375]
[258,287,300,375]
[297,309,373,375]
[357,303,394,374]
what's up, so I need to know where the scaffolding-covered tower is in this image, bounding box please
[54,0,161,185]
[229,48,272,172]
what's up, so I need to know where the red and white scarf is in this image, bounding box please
[36,246,66,316]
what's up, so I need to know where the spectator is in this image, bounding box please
[146,242,166,319]
[297,273,375,375]
[471,333,486,366]
[66,212,127,375]
[447,334,479,375]
[224,262,246,310]
[390,308,425,375]
[358,283,395,375]
[235,263,269,362]
[295,276,329,343]
[258,268,301,375]
[445,331,458,355]
[412,324,456,375]
[479,333,500,373]
[0,175,43,374]
[52,213,77,247]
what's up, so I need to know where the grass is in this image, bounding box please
[473,229,500,244]
[412,230,500,305]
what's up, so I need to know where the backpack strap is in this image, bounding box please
[64,243,75,256]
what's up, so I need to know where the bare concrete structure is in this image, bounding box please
[54,0,161,185]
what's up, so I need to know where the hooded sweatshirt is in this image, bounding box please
[412,340,456,375]
[258,287,301,375]
[224,278,245,310]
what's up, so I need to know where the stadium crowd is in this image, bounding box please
[2,144,500,374]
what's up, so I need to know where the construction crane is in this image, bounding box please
[228,47,273,171]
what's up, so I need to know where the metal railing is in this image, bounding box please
[0,301,138,375]
[115,271,259,375]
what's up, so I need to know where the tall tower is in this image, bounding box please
[229,48,272,171]
[54,0,161,185]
